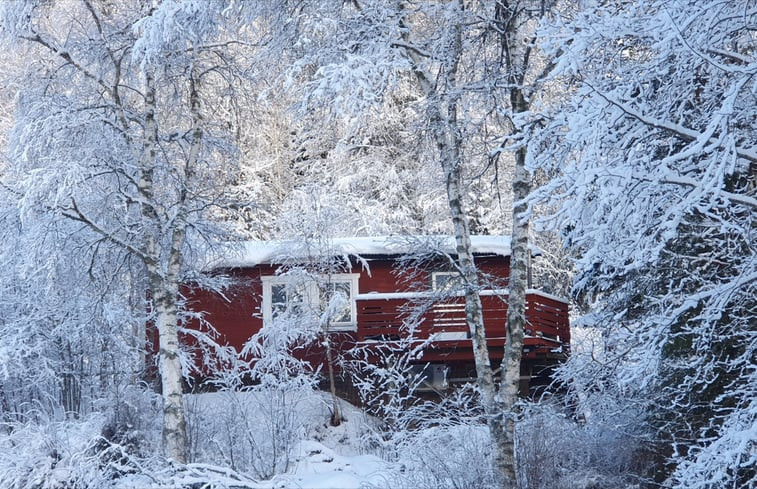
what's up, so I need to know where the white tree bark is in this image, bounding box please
[495,2,543,483]
[139,70,204,463]
[442,132,510,480]
[150,279,187,463]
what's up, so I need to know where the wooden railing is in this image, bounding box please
[354,289,570,357]
[524,291,570,347]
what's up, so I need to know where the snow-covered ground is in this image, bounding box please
[119,435,397,489]
[268,441,394,489]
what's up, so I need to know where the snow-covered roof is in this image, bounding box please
[208,235,513,268]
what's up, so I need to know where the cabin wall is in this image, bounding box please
[183,265,266,353]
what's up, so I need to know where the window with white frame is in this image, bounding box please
[431,271,464,292]
[261,274,359,331]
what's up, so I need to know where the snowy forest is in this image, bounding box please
[0,1,754,488]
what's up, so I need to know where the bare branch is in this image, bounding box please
[61,198,152,266]
[21,33,114,97]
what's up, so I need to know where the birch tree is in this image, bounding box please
[392,2,507,478]
[489,3,558,482]
[279,1,557,485]
[0,0,260,462]
[536,1,756,486]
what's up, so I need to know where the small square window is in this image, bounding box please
[270,282,308,319]
[432,271,463,292]
[321,280,353,325]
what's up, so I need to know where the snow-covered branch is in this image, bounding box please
[587,82,757,164]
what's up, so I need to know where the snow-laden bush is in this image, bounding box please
[516,402,643,489]
[185,308,326,479]
[386,423,499,489]
[0,385,162,489]
[367,398,643,489]
[347,317,500,488]
[350,357,498,487]
[0,415,99,489]
[0,411,153,489]
[185,383,323,479]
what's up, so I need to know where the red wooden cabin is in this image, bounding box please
[183,236,569,394]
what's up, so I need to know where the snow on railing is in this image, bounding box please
[354,289,508,301]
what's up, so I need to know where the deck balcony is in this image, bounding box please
[353,289,570,362]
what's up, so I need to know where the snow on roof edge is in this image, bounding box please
[207,235,516,269]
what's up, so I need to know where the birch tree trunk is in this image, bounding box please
[442,133,510,480]
[149,276,187,463]
[496,2,540,484]
[138,72,193,463]
[402,0,511,480]
[500,127,529,486]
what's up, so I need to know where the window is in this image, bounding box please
[431,271,463,292]
[261,274,359,331]
[269,281,309,318]
[410,364,449,391]
[320,280,353,324]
